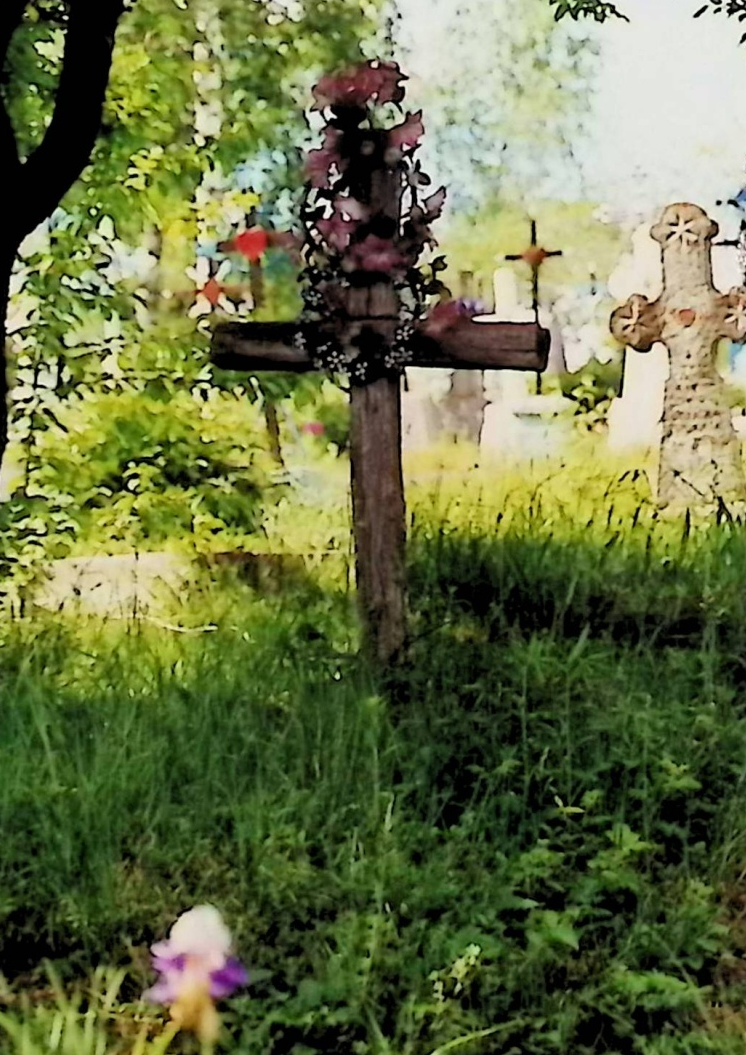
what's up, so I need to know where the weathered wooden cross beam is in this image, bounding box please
[212,306,549,664]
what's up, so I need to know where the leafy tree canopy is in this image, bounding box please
[401,0,599,214]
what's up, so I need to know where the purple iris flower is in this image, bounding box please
[143,905,248,1006]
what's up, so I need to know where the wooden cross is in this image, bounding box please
[610,202,746,509]
[505,219,562,393]
[212,292,548,664]
[209,60,551,665]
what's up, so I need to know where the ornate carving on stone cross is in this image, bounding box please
[610,203,746,508]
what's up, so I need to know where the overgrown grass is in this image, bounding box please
[2,442,746,1055]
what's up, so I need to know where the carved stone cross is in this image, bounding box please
[610,203,746,508]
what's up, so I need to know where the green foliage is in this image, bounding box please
[549,0,746,40]
[32,386,273,551]
[549,0,628,21]
[5,0,388,232]
[559,358,622,432]
[404,0,600,212]
[2,0,388,593]
[0,494,78,611]
[312,391,351,456]
[0,967,173,1055]
[4,212,274,574]
[3,451,746,1053]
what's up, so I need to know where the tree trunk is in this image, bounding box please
[0,0,128,473]
[263,399,284,467]
[0,238,17,473]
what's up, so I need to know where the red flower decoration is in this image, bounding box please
[316,214,359,252]
[422,187,447,222]
[345,235,407,274]
[304,129,343,188]
[387,112,425,155]
[312,60,406,110]
[201,277,223,307]
[422,299,485,336]
[231,228,269,263]
[302,58,447,333]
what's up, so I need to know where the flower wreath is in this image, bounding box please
[295,59,449,386]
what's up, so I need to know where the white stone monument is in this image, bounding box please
[607,222,669,451]
[478,267,569,458]
[400,381,442,451]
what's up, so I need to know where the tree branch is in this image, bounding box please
[18,0,126,238]
[549,0,629,20]
[0,95,21,190]
[0,0,27,242]
[0,0,29,65]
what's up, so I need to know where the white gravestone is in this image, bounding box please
[607,223,669,451]
[400,378,442,451]
[478,268,569,458]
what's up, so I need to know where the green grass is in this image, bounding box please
[3,442,746,1054]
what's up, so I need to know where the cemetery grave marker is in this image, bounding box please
[505,219,564,391]
[210,61,549,663]
[611,203,746,508]
[606,222,668,452]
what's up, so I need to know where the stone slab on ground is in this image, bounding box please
[32,549,348,618]
[34,552,195,617]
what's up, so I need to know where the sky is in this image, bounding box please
[397,0,746,230]
[580,0,746,219]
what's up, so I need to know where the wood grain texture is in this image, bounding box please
[212,322,311,372]
[211,318,550,373]
[349,378,406,664]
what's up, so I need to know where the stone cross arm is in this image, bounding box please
[611,287,746,351]
[212,317,551,374]
[610,204,746,353]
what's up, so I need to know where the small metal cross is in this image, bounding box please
[505,218,563,316]
[505,218,563,391]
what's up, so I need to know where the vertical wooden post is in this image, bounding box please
[346,279,406,663]
[263,401,285,467]
[350,377,406,663]
[343,158,407,662]
[249,257,285,467]
[249,259,265,310]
